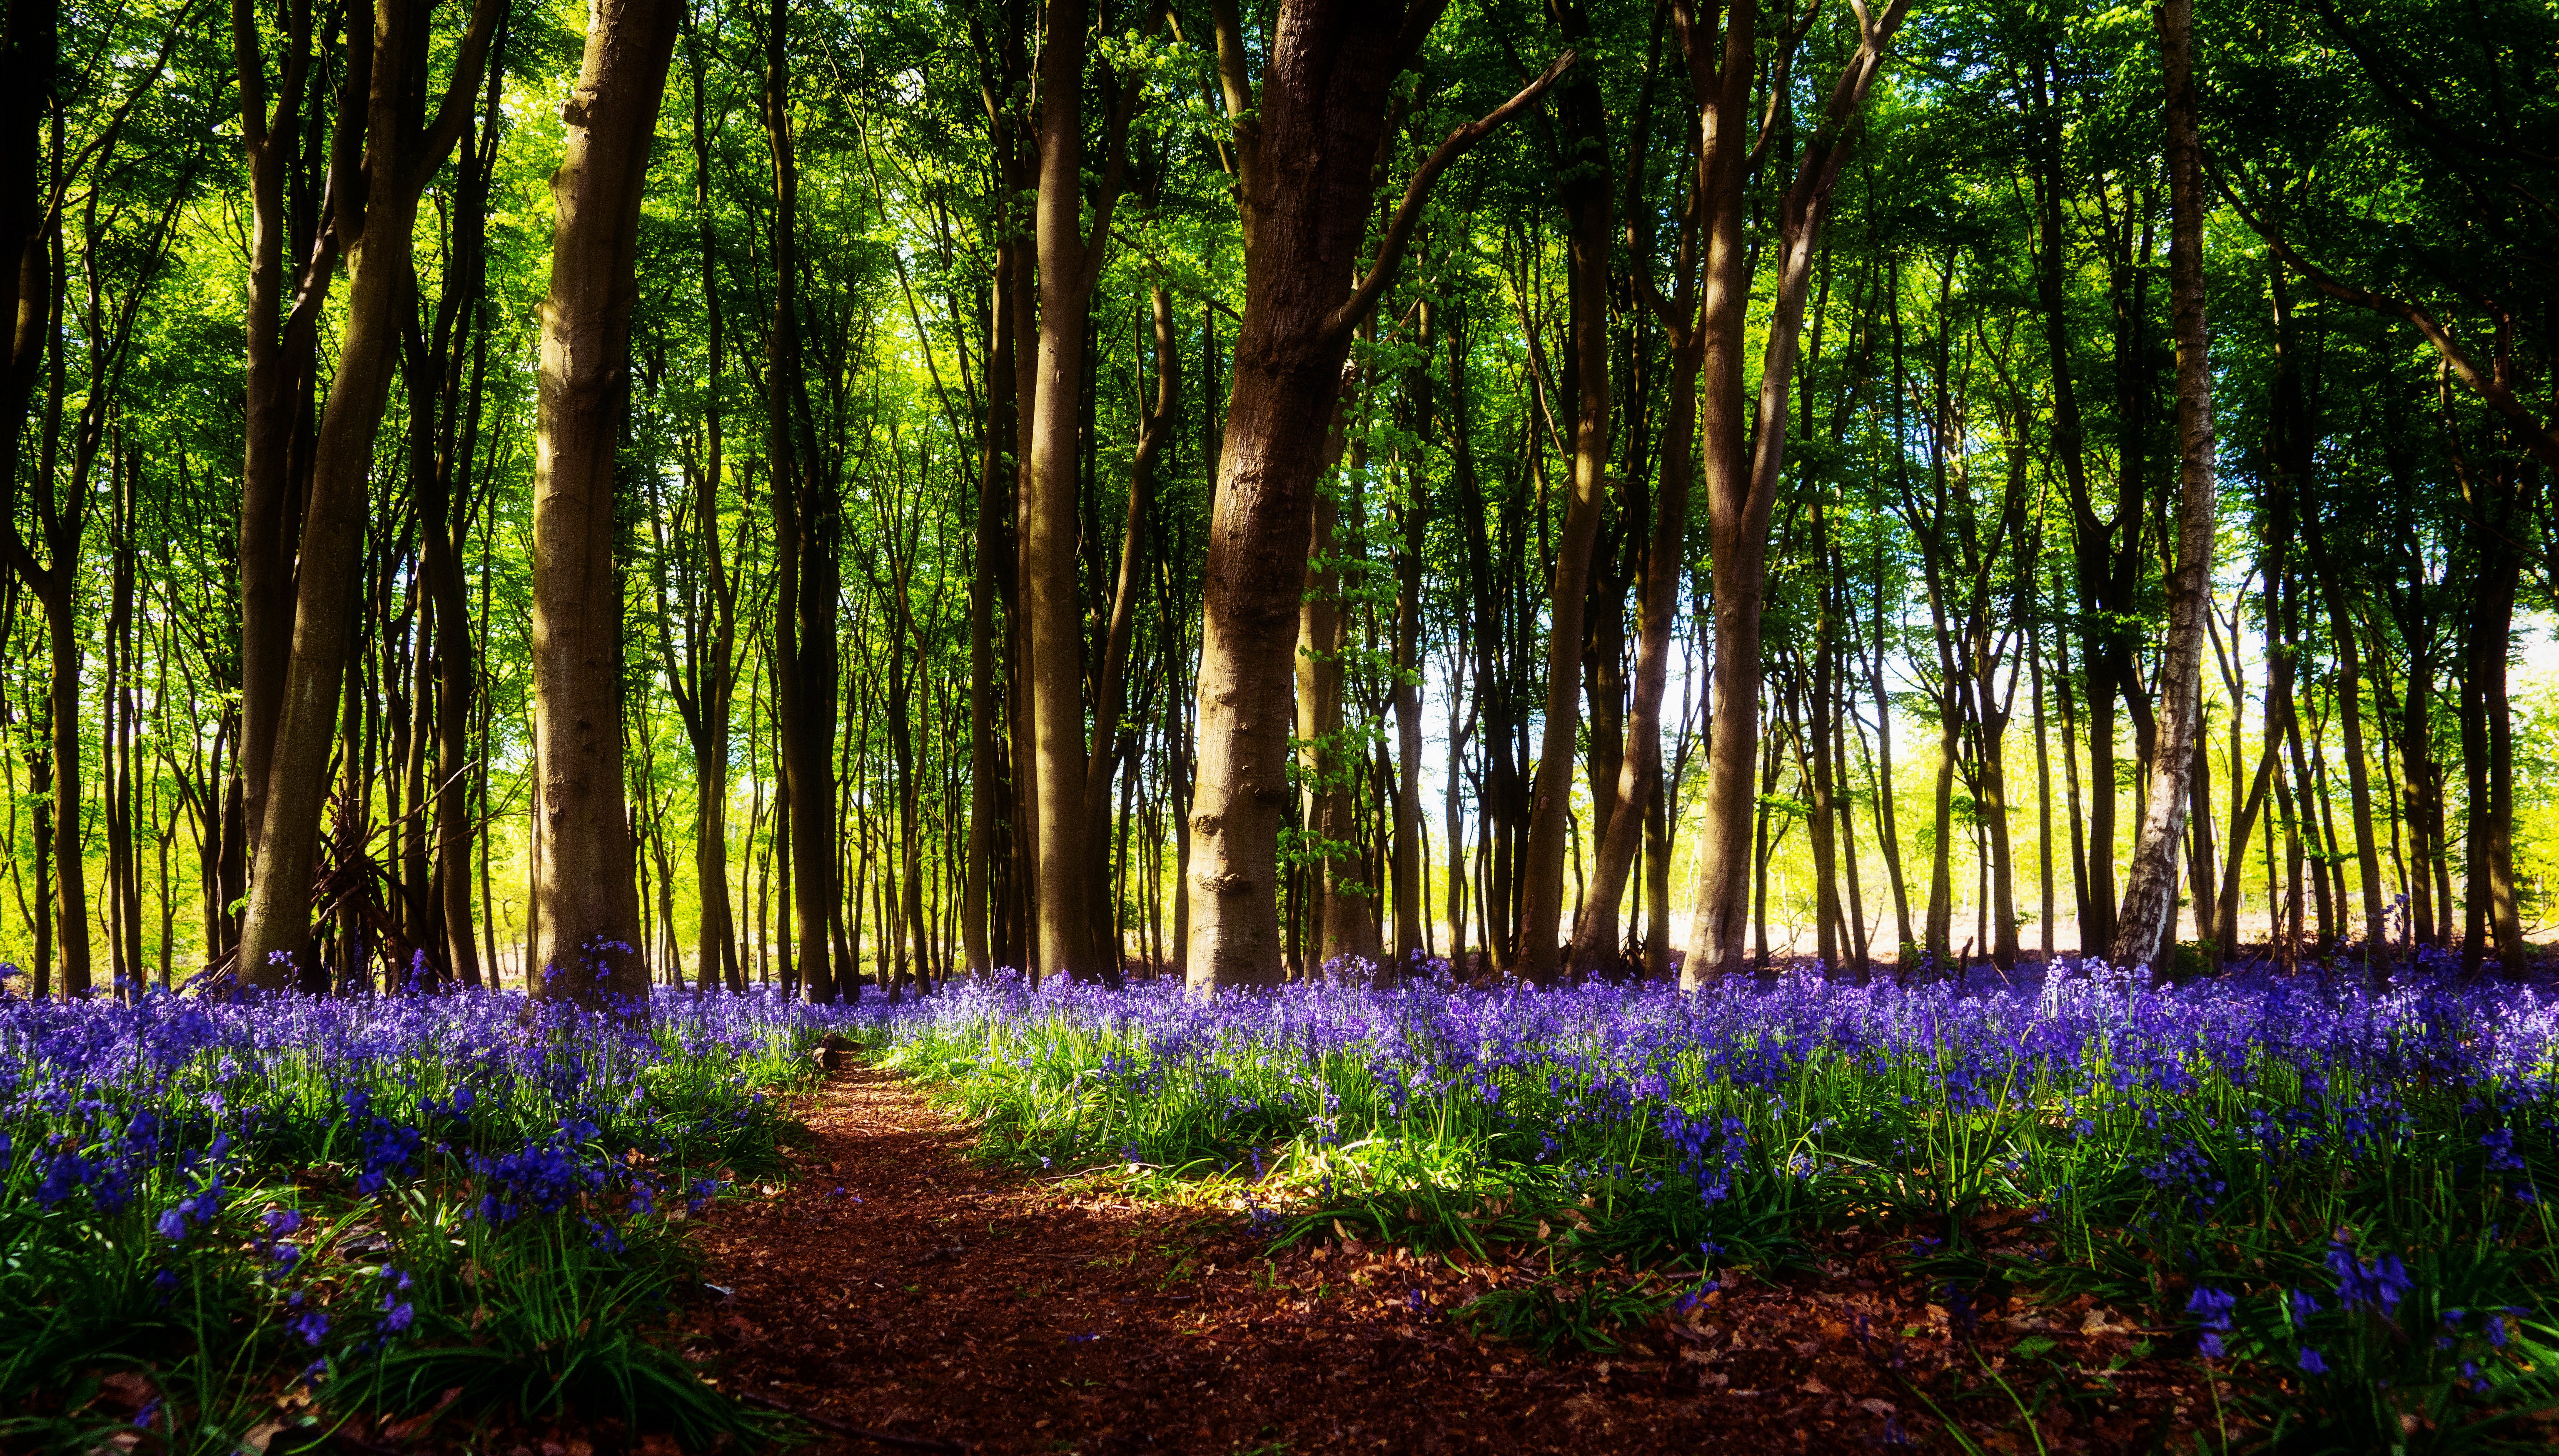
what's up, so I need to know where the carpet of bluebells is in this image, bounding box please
[0,982,851,1453]
[860,957,2559,1448]
[13,957,2559,1451]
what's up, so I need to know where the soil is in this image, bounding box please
[679,1067,2215,1455]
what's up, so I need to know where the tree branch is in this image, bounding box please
[2218,171,2559,474]
[409,0,508,197]
[1321,49,1576,344]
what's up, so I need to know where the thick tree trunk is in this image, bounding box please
[2108,0,2216,972]
[527,0,678,1005]
[1182,4,1563,991]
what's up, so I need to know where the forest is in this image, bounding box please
[2,0,2558,1449]
[0,0,2542,1003]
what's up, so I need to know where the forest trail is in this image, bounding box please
[680,1068,2170,1455]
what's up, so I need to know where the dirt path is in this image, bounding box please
[683,1068,2179,1454]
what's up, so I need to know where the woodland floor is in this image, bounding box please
[674,1067,2231,1455]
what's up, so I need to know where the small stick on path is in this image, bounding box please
[740,1393,976,1453]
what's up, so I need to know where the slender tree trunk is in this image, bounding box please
[234,0,323,877]
[964,66,1023,975]
[1568,328,1699,974]
[238,0,502,987]
[1514,0,1611,985]
[1086,285,1176,975]
[1389,307,1431,970]
[2109,0,2216,970]
[1681,0,1909,987]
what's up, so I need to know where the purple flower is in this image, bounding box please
[2186,1286,2236,1331]
[2298,1347,2328,1375]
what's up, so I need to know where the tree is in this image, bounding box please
[237,0,504,988]
[1681,0,1911,989]
[2108,0,2216,971]
[1180,0,1567,992]
[528,0,683,1004]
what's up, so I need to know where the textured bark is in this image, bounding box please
[527,0,679,1005]
[2108,0,2216,972]
[238,0,502,989]
[1182,0,1566,991]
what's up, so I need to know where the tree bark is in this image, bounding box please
[527,0,678,1005]
[2108,0,2216,971]
[1182,1,1566,991]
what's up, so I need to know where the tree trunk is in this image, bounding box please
[237,0,502,988]
[2108,0,2216,972]
[1681,0,1910,987]
[1181,4,1564,991]
[1389,304,1432,970]
[1568,320,1700,976]
[1085,285,1177,976]
[527,0,677,1005]
[1513,0,1611,986]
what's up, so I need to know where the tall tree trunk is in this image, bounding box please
[964,22,1025,976]
[1513,0,1612,986]
[762,0,841,1002]
[2109,0,2216,971]
[1181,3,1564,990]
[238,0,502,987]
[1389,303,1432,970]
[1567,318,1701,975]
[1682,0,1910,987]
[234,0,323,877]
[1085,285,1176,977]
[678,5,739,994]
[1023,0,1150,980]
[527,0,677,1004]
